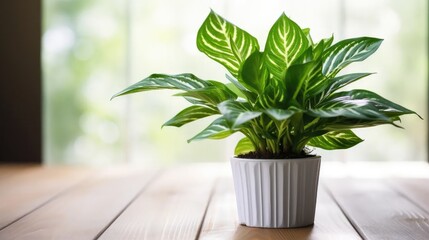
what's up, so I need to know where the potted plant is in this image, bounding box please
[112,11,419,228]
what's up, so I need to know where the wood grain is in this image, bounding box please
[98,164,220,240]
[388,178,429,213]
[1,163,428,240]
[199,178,361,240]
[0,167,157,240]
[0,165,34,180]
[324,178,429,240]
[198,178,239,240]
[0,166,91,230]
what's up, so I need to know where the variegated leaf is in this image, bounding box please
[307,130,363,150]
[257,81,286,109]
[234,137,255,155]
[175,81,237,106]
[320,35,334,49]
[311,35,334,60]
[334,90,420,118]
[111,73,209,99]
[284,59,321,104]
[302,28,314,45]
[265,108,297,121]
[309,99,389,121]
[264,13,310,80]
[239,51,269,93]
[225,74,258,103]
[188,117,234,142]
[312,73,373,98]
[163,106,219,127]
[320,117,399,130]
[310,89,419,121]
[225,83,247,99]
[310,90,390,121]
[197,10,259,77]
[322,37,383,76]
[218,100,261,129]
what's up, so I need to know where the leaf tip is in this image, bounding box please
[415,112,424,120]
[110,93,121,101]
[208,8,219,17]
[392,121,404,129]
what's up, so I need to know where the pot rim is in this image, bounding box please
[231,155,321,162]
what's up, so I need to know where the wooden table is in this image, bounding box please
[0,162,428,240]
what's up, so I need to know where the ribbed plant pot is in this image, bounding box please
[230,156,321,228]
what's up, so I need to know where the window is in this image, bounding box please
[43,0,427,165]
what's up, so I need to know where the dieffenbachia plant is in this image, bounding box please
[112,10,420,158]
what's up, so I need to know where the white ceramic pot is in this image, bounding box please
[230,156,321,228]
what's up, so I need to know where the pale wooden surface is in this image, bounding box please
[0,166,91,230]
[0,163,428,240]
[323,179,429,240]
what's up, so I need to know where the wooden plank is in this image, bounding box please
[200,177,361,240]
[0,166,91,229]
[388,178,429,214]
[309,183,362,240]
[0,166,158,240]
[198,178,239,240]
[324,178,429,240]
[0,165,35,180]
[98,164,220,240]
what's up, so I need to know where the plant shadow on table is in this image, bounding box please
[233,224,313,239]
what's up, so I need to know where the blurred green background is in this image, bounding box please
[43,0,427,165]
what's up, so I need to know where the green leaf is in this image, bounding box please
[320,117,399,130]
[257,78,287,109]
[225,83,246,99]
[265,108,297,121]
[320,35,334,49]
[197,10,259,77]
[218,100,261,129]
[111,73,209,99]
[264,13,310,80]
[334,90,420,118]
[225,74,258,103]
[313,72,374,97]
[234,137,255,155]
[163,106,218,127]
[310,89,420,122]
[322,37,383,76]
[188,117,234,142]
[182,97,207,105]
[175,81,237,106]
[294,38,334,99]
[310,96,390,121]
[307,130,363,150]
[302,28,314,45]
[312,35,334,60]
[239,51,269,93]
[284,59,321,104]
